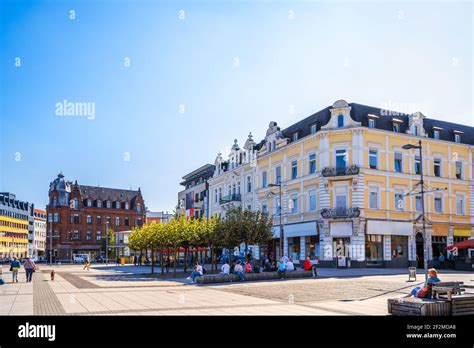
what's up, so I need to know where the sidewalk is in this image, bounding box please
[0,266,33,315]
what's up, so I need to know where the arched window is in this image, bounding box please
[247,176,252,193]
[337,115,344,128]
[52,197,57,207]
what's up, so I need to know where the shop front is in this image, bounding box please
[282,221,319,264]
[431,224,448,268]
[366,220,412,268]
[327,221,357,268]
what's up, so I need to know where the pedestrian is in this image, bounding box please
[83,256,91,271]
[234,261,244,281]
[23,257,37,283]
[10,256,21,283]
[220,260,230,275]
[165,257,171,273]
[189,262,203,284]
[138,255,142,266]
[277,258,286,279]
[438,253,445,269]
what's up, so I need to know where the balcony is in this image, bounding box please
[321,165,359,177]
[321,207,361,219]
[219,194,241,205]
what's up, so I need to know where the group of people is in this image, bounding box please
[187,256,318,283]
[8,257,37,283]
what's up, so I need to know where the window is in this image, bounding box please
[456,195,464,215]
[393,123,400,133]
[237,183,241,195]
[434,158,441,177]
[394,152,403,173]
[137,203,142,212]
[434,197,443,214]
[106,216,111,225]
[335,187,347,209]
[86,231,92,240]
[97,216,102,225]
[218,188,222,201]
[337,115,344,127]
[336,149,346,170]
[309,192,317,211]
[455,161,463,179]
[368,119,375,128]
[311,124,317,134]
[369,188,379,209]
[96,231,101,241]
[433,130,440,140]
[262,171,267,188]
[247,176,252,193]
[394,192,404,211]
[73,198,78,209]
[86,215,92,224]
[309,154,316,174]
[73,214,79,224]
[87,199,92,207]
[415,196,422,212]
[291,161,298,179]
[274,198,281,215]
[262,203,268,214]
[454,134,461,143]
[48,213,52,222]
[391,236,408,258]
[413,125,419,136]
[290,196,298,214]
[116,201,121,209]
[414,156,421,175]
[52,197,57,207]
[275,166,281,184]
[214,189,218,203]
[369,149,378,169]
[97,200,102,208]
[106,200,111,208]
[53,213,59,222]
[292,132,298,141]
[125,202,129,210]
[115,217,120,226]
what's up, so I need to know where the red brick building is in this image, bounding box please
[46,173,146,261]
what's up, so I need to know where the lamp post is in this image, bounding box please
[49,220,53,266]
[402,140,428,282]
[268,183,283,259]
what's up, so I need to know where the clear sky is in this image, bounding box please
[0,0,472,212]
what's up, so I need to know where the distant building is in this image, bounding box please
[46,173,146,261]
[0,192,34,258]
[146,211,173,224]
[31,209,47,258]
[178,164,215,219]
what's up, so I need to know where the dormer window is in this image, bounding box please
[337,115,344,128]
[116,201,121,209]
[97,200,102,208]
[413,125,419,136]
[311,124,317,134]
[52,197,57,207]
[292,132,298,141]
[454,132,462,143]
[393,124,400,132]
[125,202,129,210]
[106,200,111,209]
[368,119,375,128]
[87,199,92,207]
[137,203,142,213]
[433,130,440,139]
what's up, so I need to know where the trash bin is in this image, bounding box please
[120,257,125,265]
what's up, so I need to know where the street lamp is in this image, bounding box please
[402,140,428,282]
[268,183,283,259]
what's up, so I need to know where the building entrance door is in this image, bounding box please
[416,233,424,269]
[333,237,350,268]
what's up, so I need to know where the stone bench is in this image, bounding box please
[195,270,313,284]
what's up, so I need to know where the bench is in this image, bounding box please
[195,270,313,284]
[387,298,451,316]
[451,295,474,316]
[431,282,464,300]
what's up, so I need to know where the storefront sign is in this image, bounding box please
[329,222,352,237]
[283,222,318,238]
[454,229,471,237]
[432,225,449,236]
[366,220,412,236]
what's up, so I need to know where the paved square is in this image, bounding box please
[1,265,473,316]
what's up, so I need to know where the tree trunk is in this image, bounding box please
[173,247,177,277]
[184,246,188,273]
[160,249,164,275]
[210,246,213,272]
[151,247,155,274]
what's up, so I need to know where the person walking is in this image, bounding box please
[83,256,91,271]
[10,257,21,283]
[23,257,37,283]
[438,253,445,269]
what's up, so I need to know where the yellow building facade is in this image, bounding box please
[0,192,33,258]
[255,100,473,268]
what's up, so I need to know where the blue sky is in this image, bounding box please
[0,0,472,212]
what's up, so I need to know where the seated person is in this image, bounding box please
[245,262,253,273]
[271,261,278,272]
[286,259,295,272]
[303,257,317,277]
[277,258,286,279]
[189,262,204,284]
[234,261,244,281]
[404,268,441,298]
[220,261,230,275]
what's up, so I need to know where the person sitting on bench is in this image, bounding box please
[220,261,230,275]
[404,268,441,298]
[303,257,317,277]
[234,261,244,281]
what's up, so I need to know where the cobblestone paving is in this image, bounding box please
[54,272,100,289]
[217,278,421,303]
[33,272,66,315]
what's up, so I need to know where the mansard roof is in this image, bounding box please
[76,185,142,202]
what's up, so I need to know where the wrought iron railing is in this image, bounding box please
[321,165,359,177]
[219,194,242,204]
[320,207,361,219]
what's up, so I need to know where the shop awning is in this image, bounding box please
[366,220,412,236]
[447,239,474,250]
